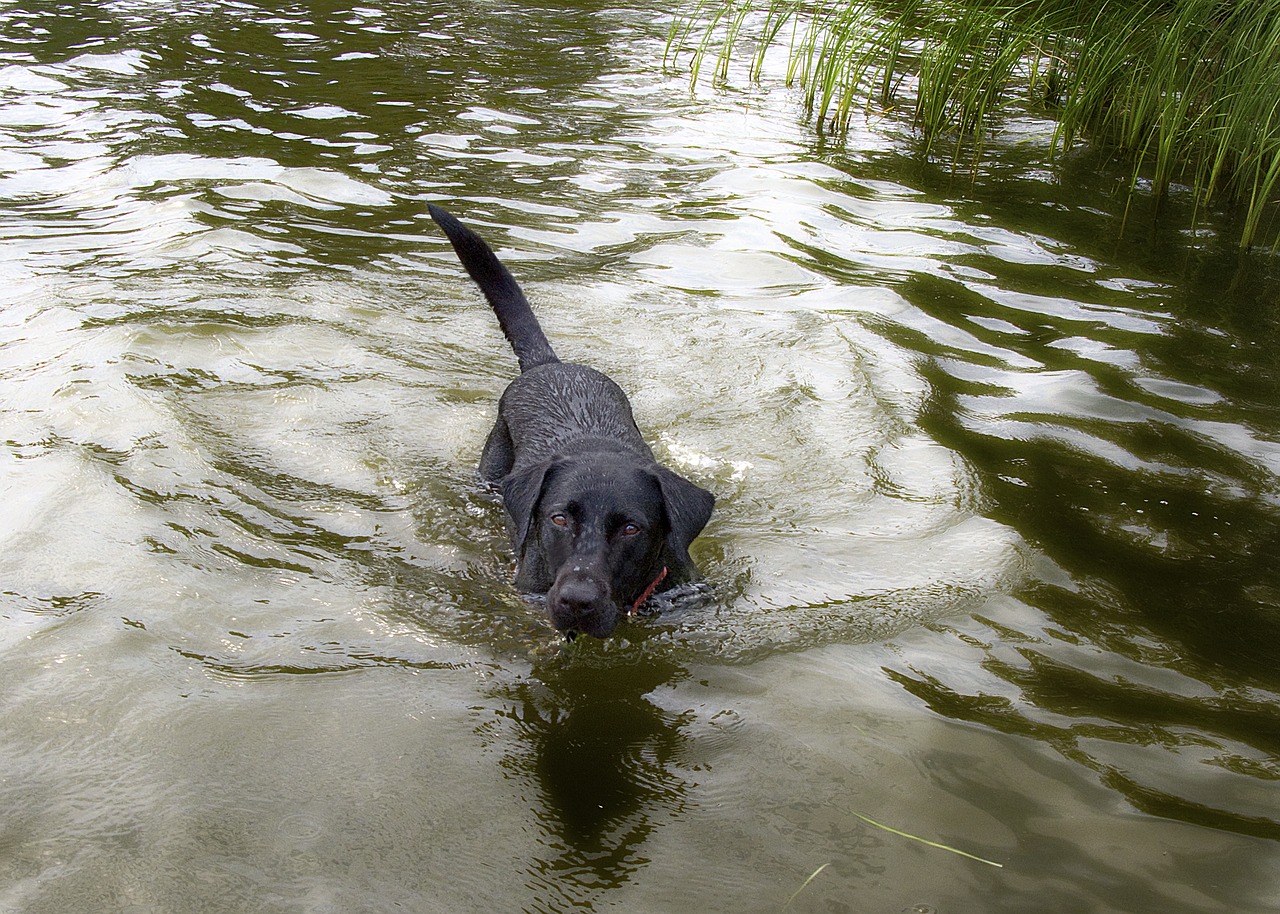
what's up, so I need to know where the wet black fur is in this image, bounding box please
[429,205,714,639]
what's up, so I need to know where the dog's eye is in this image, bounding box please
[550,513,569,527]
[621,522,641,536]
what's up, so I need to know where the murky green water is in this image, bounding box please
[2,1,1278,912]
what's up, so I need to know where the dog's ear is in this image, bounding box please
[500,459,559,554]
[651,466,715,565]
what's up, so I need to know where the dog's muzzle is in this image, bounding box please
[546,571,619,639]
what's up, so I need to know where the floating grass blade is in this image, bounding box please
[784,862,829,908]
[851,811,1004,868]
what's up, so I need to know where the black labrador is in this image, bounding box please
[429,205,715,640]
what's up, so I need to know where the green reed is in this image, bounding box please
[666,0,1280,248]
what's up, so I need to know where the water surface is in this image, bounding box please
[2,2,1278,912]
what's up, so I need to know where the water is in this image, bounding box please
[2,1,1277,912]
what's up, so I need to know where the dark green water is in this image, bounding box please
[1,2,1277,912]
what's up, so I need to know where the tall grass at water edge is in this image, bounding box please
[666,0,1280,248]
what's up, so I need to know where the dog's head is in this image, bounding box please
[501,453,714,639]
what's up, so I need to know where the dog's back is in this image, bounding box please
[498,362,653,465]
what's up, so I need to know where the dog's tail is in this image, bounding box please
[429,204,559,373]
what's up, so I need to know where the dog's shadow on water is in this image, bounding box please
[488,642,694,902]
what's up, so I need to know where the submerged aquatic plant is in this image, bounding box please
[666,0,1280,248]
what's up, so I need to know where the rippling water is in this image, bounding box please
[2,1,1278,912]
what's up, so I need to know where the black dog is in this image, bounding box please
[429,205,714,639]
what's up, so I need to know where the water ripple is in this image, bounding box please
[2,2,1279,909]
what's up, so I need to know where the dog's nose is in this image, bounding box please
[553,576,606,613]
[548,574,619,638]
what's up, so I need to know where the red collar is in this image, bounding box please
[628,566,668,617]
